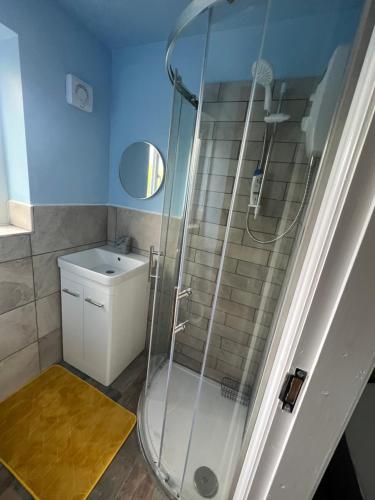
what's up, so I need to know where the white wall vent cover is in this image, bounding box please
[66,74,93,113]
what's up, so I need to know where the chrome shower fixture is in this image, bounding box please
[264,113,290,123]
[265,81,290,123]
[251,58,274,113]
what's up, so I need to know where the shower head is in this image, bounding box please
[252,59,273,86]
[252,59,274,114]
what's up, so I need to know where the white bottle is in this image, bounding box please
[249,165,263,208]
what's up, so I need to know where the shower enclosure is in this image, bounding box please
[138,0,367,498]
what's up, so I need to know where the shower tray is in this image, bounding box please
[138,362,247,499]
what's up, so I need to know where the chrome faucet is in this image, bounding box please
[113,235,132,254]
[114,235,127,246]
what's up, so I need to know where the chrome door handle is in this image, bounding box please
[170,287,192,336]
[62,288,80,298]
[148,245,160,281]
[178,288,192,300]
[85,298,104,308]
[174,320,188,335]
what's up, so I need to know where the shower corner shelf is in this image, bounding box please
[221,377,251,406]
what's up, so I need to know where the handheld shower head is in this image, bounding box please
[252,59,273,85]
[252,59,274,114]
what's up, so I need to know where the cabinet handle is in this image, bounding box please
[85,298,104,308]
[62,288,80,298]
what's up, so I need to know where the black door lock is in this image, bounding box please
[279,368,307,413]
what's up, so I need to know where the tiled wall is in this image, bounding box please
[0,205,107,400]
[174,77,318,385]
[107,206,162,343]
[107,206,161,255]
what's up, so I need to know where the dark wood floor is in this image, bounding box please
[0,353,169,500]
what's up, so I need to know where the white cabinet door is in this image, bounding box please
[83,286,110,379]
[61,277,84,363]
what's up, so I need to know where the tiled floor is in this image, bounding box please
[0,353,169,500]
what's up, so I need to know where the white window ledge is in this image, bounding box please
[0,201,33,236]
[0,224,31,236]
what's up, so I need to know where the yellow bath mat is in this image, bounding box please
[0,364,136,500]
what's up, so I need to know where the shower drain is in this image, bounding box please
[105,270,115,274]
[194,466,218,498]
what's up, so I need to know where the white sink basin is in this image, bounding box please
[58,246,148,286]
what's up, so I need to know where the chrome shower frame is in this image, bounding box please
[165,0,227,107]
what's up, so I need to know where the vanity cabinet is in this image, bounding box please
[59,248,150,386]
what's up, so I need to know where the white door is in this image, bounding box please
[233,27,375,500]
[61,276,84,364]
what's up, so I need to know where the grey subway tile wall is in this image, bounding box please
[109,206,162,344]
[30,205,107,254]
[115,208,162,255]
[0,303,37,361]
[174,77,318,385]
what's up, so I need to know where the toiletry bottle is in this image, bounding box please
[249,165,263,207]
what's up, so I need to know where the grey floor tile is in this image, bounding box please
[0,466,13,495]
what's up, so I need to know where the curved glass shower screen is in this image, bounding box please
[138,0,366,499]
[137,67,200,497]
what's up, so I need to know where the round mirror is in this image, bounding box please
[119,142,165,199]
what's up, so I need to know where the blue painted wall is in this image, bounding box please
[206,7,362,82]
[263,8,362,78]
[0,0,111,205]
[108,36,204,213]
[109,41,170,213]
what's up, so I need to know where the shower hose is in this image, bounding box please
[245,155,316,244]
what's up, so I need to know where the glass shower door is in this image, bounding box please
[139,77,197,479]
[146,80,196,383]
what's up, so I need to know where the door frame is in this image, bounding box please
[233,15,375,500]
